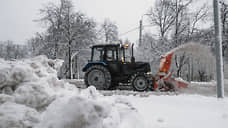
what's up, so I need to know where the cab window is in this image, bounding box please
[106,47,117,61]
[92,47,104,61]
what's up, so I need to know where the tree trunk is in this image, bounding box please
[68,40,72,79]
[54,42,58,59]
[177,68,181,77]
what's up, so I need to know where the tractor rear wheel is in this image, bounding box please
[84,65,111,90]
[131,73,149,91]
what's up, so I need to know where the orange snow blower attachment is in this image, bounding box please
[153,52,188,91]
[159,52,174,74]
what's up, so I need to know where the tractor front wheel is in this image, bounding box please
[84,65,111,90]
[131,73,149,91]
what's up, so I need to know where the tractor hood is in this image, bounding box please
[134,62,151,73]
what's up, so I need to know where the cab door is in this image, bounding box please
[105,47,122,75]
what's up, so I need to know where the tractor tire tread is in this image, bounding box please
[84,65,111,90]
[130,73,149,91]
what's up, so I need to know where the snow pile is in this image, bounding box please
[0,56,78,128]
[0,94,14,104]
[0,102,40,128]
[175,77,188,83]
[0,60,37,88]
[14,82,55,110]
[38,96,109,128]
[38,86,145,128]
[0,56,78,109]
[0,56,146,128]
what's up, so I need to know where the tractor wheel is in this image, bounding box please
[84,65,111,90]
[131,73,149,91]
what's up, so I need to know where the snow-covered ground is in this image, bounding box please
[0,56,227,128]
[123,95,228,128]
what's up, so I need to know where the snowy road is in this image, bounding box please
[70,79,228,97]
[115,95,228,128]
[98,80,228,128]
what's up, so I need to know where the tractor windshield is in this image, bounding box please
[118,47,131,62]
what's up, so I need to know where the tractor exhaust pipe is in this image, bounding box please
[131,43,135,63]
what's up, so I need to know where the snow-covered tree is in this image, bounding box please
[30,0,97,60]
[26,0,98,78]
[100,19,119,44]
[0,40,28,60]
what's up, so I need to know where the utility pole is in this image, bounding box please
[213,0,224,98]
[139,14,151,47]
[175,0,179,47]
[139,20,143,46]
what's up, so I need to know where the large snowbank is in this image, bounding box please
[0,102,40,128]
[0,56,78,110]
[39,96,109,128]
[0,56,145,128]
[38,86,145,128]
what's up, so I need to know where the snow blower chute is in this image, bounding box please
[152,52,188,91]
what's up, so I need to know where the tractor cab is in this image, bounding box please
[90,44,130,63]
[83,43,151,91]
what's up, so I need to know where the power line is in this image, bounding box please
[119,27,139,36]
[119,24,154,37]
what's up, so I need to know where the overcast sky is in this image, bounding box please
[0,0,157,44]
[0,0,215,44]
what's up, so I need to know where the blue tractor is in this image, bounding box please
[82,43,151,91]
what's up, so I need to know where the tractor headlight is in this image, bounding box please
[121,57,125,62]
[146,72,152,75]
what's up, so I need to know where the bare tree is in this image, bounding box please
[148,0,175,39]
[100,19,119,43]
[175,52,189,77]
[169,0,210,78]
[171,0,192,46]
[0,40,28,60]
[5,41,15,60]
[189,4,208,35]
[39,1,64,59]
[220,0,228,56]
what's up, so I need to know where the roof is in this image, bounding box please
[92,43,120,48]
